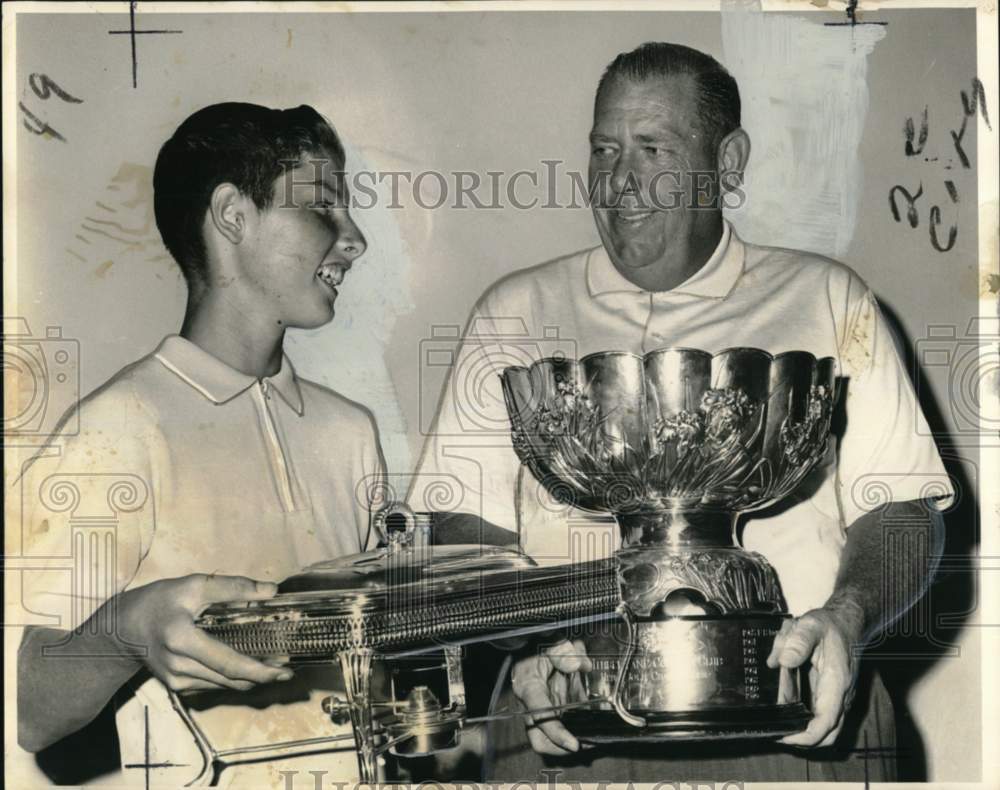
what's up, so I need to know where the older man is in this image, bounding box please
[410,42,950,781]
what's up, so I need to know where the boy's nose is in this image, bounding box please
[336,219,367,261]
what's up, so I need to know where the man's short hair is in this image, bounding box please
[153,102,345,293]
[597,42,741,155]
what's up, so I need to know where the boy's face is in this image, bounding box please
[242,151,366,329]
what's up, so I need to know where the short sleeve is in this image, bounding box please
[836,289,953,527]
[9,388,159,632]
[407,291,523,531]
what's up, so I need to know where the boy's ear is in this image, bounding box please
[208,183,246,245]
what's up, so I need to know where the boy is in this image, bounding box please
[16,102,386,785]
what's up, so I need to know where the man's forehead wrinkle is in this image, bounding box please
[591,108,695,143]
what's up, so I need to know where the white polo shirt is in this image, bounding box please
[409,222,952,615]
[16,335,386,786]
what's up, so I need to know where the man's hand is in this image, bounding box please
[511,639,592,755]
[767,603,864,748]
[112,574,292,694]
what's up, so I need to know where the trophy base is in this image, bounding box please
[562,703,812,743]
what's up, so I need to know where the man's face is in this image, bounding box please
[244,151,367,329]
[589,74,718,280]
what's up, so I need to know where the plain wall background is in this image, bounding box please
[7,6,985,781]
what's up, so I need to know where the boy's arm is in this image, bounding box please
[18,626,141,753]
[18,573,289,753]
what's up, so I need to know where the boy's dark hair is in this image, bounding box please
[153,102,344,294]
[597,42,741,156]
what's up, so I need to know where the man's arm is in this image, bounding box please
[18,574,290,753]
[768,497,943,747]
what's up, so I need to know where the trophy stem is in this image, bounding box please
[616,509,736,550]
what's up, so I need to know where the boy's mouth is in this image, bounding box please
[316,262,349,294]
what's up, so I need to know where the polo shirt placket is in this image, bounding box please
[252,378,297,512]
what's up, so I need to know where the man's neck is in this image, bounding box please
[180,293,285,379]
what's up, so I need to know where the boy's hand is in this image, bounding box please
[112,574,291,694]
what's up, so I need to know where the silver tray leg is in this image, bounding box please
[340,648,381,783]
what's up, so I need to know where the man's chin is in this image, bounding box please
[606,243,664,274]
[596,222,662,262]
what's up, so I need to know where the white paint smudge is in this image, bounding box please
[721,1,886,258]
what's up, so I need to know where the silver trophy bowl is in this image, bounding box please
[501,347,836,741]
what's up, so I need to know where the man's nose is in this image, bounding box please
[610,150,640,197]
[336,216,367,262]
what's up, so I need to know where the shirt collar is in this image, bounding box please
[154,335,304,415]
[586,219,745,300]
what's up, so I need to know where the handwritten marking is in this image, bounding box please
[19,74,83,142]
[890,77,990,253]
[19,102,65,142]
[122,706,188,790]
[951,78,991,169]
[904,106,929,157]
[107,1,182,89]
[29,73,82,103]
[823,0,888,27]
[889,183,922,228]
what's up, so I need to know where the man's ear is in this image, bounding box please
[717,127,751,188]
[208,183,247,245]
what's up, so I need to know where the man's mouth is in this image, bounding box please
[316,262,349,295]
[610,208,655,227]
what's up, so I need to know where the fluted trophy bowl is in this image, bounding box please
[501,347,836,742]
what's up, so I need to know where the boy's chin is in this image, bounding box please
[286,306,337,331]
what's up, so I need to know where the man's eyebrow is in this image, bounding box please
[589,133,617,143]
[633,133,671,144]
